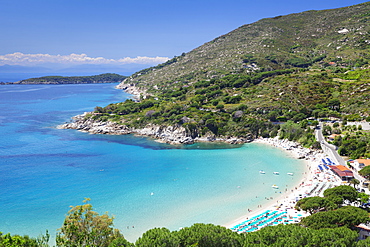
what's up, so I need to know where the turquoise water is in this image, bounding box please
[0,84,305,242]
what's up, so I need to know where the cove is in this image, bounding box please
[0,84,305,242]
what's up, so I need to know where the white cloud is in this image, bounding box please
[0,52,169,66]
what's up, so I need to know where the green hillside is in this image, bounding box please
[89,2,369,156]
[122,2,370,93]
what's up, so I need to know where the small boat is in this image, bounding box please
[287,172,294,176]
[273,172,279,175]
[272,185,279,189]
[259,170,266,174]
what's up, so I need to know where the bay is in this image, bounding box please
[0,83,305,242]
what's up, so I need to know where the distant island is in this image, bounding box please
[0,73,127,85]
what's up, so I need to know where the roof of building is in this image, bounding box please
[356,159,370,166]
[357,223,370,231]
[328,165,354,178]
[336,165,351,171]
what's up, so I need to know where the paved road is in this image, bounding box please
[315,122,345,165]
[315,122,364,183]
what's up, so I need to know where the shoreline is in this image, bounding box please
[223,137,342,230]
[57,112,343,233]
[57,86,343,232]
[57,112,252,145]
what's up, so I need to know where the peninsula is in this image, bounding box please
[1,73,127,85]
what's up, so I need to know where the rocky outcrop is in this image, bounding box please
[116,82,148,99]
[135,124,195,144]
[58,113,195,144]
[58,112,253,145]
[60,117,133,135]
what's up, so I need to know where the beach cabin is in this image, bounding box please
[353,159,370,171]
[328,165,354,181]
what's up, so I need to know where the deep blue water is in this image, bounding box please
[0,84,305,242]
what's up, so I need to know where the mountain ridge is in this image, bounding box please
[119,2,370,93]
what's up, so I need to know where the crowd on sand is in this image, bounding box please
[224,137,344,233]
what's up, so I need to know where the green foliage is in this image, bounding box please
[300,206,369,230]
[285,57,312,68]
[0,232,39,247]
[175,223,241,247]
[108,238,134,247]
[323,185,359,206]
[56,198,124,247]
[327,98,341,111]
[279,121,308,142]
[341,70,368,80]
[242,54,257,63]
[335,133,370,159]
[358,192,370,204]
[135,228,178,247]
[2,210,369,247]
[359,166,370,179]
[242,224,358,246]
[357,235,370,247]
[295,196,336,214]
[346,114,363,122]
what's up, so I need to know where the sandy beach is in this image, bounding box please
[223,137,343,232]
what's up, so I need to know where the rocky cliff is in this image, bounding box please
[58,112,251,145]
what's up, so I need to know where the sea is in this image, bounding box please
[0,83,306,243]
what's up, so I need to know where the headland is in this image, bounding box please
[57,112,251,145]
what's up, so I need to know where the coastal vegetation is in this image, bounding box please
[80,2,370,157]
[359,166,370,179]
[2,185,370,246]
[320,120,370,159]
[331,127,370,159]
[56,198,125,247]
[7,73,127,85]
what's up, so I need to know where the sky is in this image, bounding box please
[0,0,367,74]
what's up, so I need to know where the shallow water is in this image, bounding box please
[0,84,305,242]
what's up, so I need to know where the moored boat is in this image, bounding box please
[273,172,279,175]
[259,170,266,174]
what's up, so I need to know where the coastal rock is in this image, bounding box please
[116,81,148,99]
[59,114,196,145]
[225,137,252,144]
[58,112,131,135]
[139,124,195,144]
[59,113,255,145]
[116,83,132,90]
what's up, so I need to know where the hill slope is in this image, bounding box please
[119,2,370,94]
[63,2,370,154]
